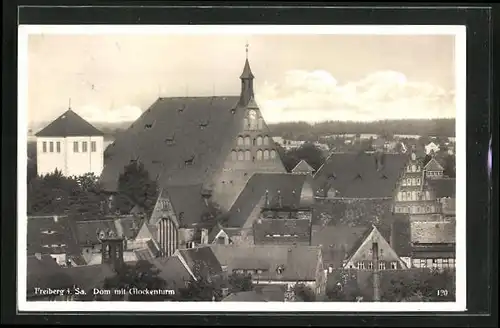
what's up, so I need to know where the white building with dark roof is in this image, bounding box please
[35,108,105,177]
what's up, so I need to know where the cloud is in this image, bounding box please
[256,70,455,123]
[76,104,143,123]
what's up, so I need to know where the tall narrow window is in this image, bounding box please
[257,136,263,146]
[91,141,97,152]
[248,110,258,130]
[42,141,47,153]
[411,178,416,185]
[231,150,237,161]
[416,178,421,185]
[56,141,61,153]
[263,150,270,160]
[270,150,277,159]
[244,150,251,161]
[73,141,79,153]
[411,164,416,172]
[263,136,270,145]
[256,150,263,161]
[49,142,54,153]
[244,136,251,146]
[237,151,244,161]
[258,118,264,130]
[379,262,386,270]
[237,136,244,146]
[82,141,88,152]
[391,262,398,269]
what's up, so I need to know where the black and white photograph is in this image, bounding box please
[18,25,466,312]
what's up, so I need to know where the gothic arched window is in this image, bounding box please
[238,151,244,161]
[263,150,270,160]
[411,191,417,201]
[231,150,237,161]
[244,136,251,146]
[411,164,416,172]
[248,110,258,130]
[257,136,263,146]
[244,150,251,161]
[270,150,277,159]
[237,136,244,146]
[256,150,263,161]
[263,136,270,145]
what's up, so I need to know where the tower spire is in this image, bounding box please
[239,41,255,106]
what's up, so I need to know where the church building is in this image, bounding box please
[101,47,287,257]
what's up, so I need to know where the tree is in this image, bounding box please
[115,161,158,216]
[228,272,253,293]
[326,270,362,301]
[443,154,456,178]
[279,142,326,172]
[178,276,221,301]
[102,260,173,301]
[293,283,316,302]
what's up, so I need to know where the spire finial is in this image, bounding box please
[68,98,72,110]
[245,41,249,59]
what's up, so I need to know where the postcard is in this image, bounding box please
[18,24,466,312]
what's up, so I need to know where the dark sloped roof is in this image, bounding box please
[35,109,104,137]
[116,216,144,239]
[424,158,444,171]
[222,291,269,302]
[153,256,191,290]
[27,215,80,256]
[63,264,115,291]
[223,287,285,302]
[389,213,412,257]
[211,245,322,281]
[227,173,307,227]
[314,152,408,198]
[253,218,311,245]
[75,219,117,246]
[100,96,242,191]
[165,185,210,227]
[411,219,456,244]
[178,246,223,279]
[27,255,74,295]
[428,178,456,198]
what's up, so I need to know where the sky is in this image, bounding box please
[26,33,457,128]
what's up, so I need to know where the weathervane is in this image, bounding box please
[245,41,249,59]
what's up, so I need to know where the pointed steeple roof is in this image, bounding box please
[35,109,104,137]
[240,58,254,79]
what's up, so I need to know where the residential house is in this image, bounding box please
[27,215,82,267]
[211,244,327,297]
[35,108,105,177]
[394,151,438,215]
[425,142,441,155]
[424,158,445,179]
[101,53,287,216]
[410,214,456,270]
[312,213,412,271]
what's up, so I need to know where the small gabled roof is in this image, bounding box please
[35,109,104,137]
[424,158,444,171]
[27,215,80,257]
[291,159,315,174]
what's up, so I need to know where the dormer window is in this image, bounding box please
[276,265,285,275]
[184,155,195,166]
[199,120,209,129]
[381,174,388,179]
[144,122,154,129]
[354,173,362,180]
[165,134,176,145]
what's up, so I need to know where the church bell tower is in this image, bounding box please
[239,42,255,107]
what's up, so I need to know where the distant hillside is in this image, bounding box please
[267,119,456,141]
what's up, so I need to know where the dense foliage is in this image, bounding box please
[27,170,107,216]
[293,283,316,302]
[277,142,326,172]
[228,272,254,294]
[114,161,159,216]
[268,119,455,141]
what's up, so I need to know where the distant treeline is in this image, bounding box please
[268,119,456,141]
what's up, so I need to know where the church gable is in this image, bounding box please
[344,226,406,269]
[149,190,179,227]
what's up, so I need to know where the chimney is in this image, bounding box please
[390,219,396,250]
[201,228,209,245]
[265,189,269,207]
[372,241,380,301]
[53,215,59,223]
[35,253,42,261]
[277,190,283,208]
